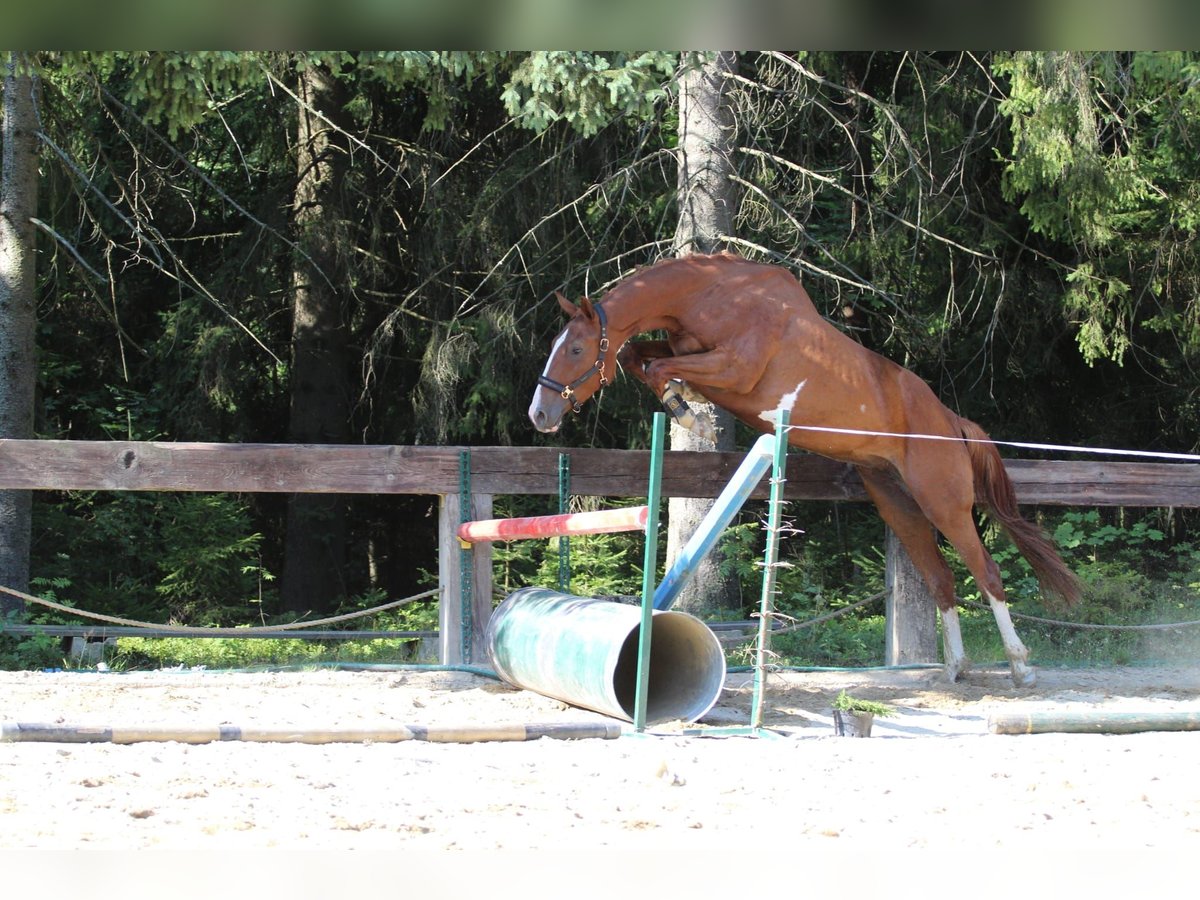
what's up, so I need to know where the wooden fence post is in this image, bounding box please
[884,526,939,664]
[437,491,492,665]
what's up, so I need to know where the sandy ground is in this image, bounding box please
[1,663,1198,854]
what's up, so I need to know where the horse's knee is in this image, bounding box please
[644,359,675,394]
[616,344,643,372]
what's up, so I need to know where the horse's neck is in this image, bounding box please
[603,266,707,337]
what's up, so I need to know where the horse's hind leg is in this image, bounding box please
[857,467,971,682]
[929,518,1035,687]
[898,457,1037,687]
[984,595,1035,687]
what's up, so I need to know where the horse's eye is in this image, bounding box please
[571,346,582,355]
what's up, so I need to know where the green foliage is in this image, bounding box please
[995,52,1150,249]
[994,51,1200,368]
[31,492,271,626]
[500,51,678,136]
[978,509,1173,606]
[10,50,1200,673]
[50,51,264,138]
[772,612,887,668]
[1051,510,1166,567]
[0,578,77,669]
[714,520,765,593]
[112,589,441,670]
[112,633,427,669]
[949,509,1200,666]
[537,530,644,598]
[1063,264,1133,366]
[832,690,894,716]
[487,495,648,599]
[718,501,1200,670]
[0,630,62,670]
[713,502,893,666]
[154,495,270,618]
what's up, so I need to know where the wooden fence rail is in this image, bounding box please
[3,439,1199,664]
[3,439,1198,504]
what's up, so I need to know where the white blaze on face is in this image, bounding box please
[759,379,807,425]
[542,328,570,379]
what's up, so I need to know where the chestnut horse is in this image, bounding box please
[529,253,1080,687]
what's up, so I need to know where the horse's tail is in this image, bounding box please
[958,417,1082,607]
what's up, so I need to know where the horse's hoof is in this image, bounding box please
[661,384,715,442]
[676,380,706,404]
[942,654,970,684]
[1010,665,1037,688]
[692,415,718,444]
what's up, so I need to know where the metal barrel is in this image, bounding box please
[486,587,726,725]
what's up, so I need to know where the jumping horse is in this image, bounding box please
[529,253,1081,687]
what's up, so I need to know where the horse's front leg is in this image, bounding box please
[618,341,718,442]
[616,340,673,390]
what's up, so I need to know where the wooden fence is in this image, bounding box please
[2,439,1199,664]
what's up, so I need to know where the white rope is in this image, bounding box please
[785,424,1200,462]
[0,584,441,636]
[962,599,1200,631]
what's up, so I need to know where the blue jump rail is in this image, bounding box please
[652,433,776,611]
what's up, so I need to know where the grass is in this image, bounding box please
[0,632,441,672]
[9,514,1200,672]
[719,563,1200,672]
[20,584,1197,673]
[110,634,439,670]
[958,600,1200,669]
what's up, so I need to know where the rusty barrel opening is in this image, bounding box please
[486,587,726,725]
[609,610,726,723]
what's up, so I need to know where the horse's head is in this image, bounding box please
[529,292,612,433]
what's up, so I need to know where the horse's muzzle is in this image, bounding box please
[530,408,559,433]
[529,396,563,433]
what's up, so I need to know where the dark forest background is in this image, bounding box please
[3,52,1200,663]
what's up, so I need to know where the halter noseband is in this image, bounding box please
[537,303,610,414]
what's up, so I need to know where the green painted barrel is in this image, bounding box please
[485,587,726,725]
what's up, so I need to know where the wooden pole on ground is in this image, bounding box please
[1,721,621,744]
[989,709,1200,735]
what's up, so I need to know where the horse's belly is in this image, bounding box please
[708,379,897,467]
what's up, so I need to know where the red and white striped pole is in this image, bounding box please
[457,505,649,545]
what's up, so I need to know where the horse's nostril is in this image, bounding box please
[534,409,546,426]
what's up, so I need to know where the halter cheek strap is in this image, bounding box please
[537,303,610,414]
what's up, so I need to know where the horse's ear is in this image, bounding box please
[555,291,576,318]
[579,297,596,320]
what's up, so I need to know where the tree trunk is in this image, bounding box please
[281,63,352,615]
[666,51,742,617]
[884,526,939,664]
[0,54,38,616]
